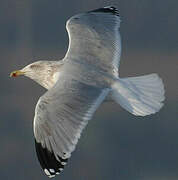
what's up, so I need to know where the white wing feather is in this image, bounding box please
[65,6,121,76]
[34,77,109,177]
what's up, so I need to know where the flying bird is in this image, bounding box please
[10,6,165,178]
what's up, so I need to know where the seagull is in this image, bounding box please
[10,6,165,178]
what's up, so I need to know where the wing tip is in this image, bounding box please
[88,6,120,16]
[35,140,68,178]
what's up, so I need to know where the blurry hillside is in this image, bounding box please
[0,0,178,180]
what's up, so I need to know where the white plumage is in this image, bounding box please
[112,74,165,116]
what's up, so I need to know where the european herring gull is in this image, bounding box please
[10,6,165,178]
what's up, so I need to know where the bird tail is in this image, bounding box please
[111,73,165,116]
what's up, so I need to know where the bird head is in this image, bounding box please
[10,61,63,89]
[10,61,48,78]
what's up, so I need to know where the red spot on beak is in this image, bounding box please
[12,72,17,77]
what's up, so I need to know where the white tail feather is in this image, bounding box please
[111,74,165,116]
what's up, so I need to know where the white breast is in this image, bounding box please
[52,71,60,85]
[45,71,60,90]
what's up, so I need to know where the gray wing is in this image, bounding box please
[33,77,109,177]
[65,6,121,77]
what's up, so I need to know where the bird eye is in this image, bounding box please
[30,64,40,69]
[30,65,36,69]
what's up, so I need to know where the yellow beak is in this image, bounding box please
[10,70,25,77]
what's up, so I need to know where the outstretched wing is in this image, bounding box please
[33,77,109,178]
[65,6,121,76]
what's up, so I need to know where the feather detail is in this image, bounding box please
[88,6,120,16]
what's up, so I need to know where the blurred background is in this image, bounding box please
[1,0,178,179]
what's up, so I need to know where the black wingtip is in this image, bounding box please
[35,140,68,178]
[88,6,119,16]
